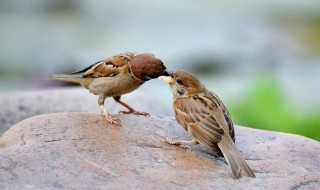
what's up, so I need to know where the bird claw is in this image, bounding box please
[103,114,121,126]
[100,105,121,126]
[179,145,192,150]
[119,110,150,116]
[165,137,177,145]
[165,137,192,150]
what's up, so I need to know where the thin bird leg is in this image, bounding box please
[113,96,149,116]
[165,138,199,150]
[98,95,120,125]
[100,105,121,125]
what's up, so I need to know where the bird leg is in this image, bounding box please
[98,95,120,125]
[100,105,121,125]
[113,96,149,116]
[165,137,198,150]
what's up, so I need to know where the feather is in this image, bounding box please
[169,70,254,178]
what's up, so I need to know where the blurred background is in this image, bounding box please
[0,0,319,140]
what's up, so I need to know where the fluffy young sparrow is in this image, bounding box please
[159,71,255,179]
[51,52,168,125]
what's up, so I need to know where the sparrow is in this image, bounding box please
[159,70,255,179]
[50,52,168,125]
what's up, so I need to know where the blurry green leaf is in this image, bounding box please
[230,77,320,141]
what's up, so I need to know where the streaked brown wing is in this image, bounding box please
[71,53,134,78]
[222,102,235,142]
[208,91,235,142]
[174,93,225,149]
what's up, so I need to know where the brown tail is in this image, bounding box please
[218,135,255,179]
[49,74,82,84]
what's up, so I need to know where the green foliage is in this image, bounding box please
[300,15,320,54]
[229,78,320,141]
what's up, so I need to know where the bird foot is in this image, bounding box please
[119,110,150,116]
[165,137,193,150]
[100,105,121,126]
[103,114,121,125]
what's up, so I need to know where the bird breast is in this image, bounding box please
[86,69,144,97]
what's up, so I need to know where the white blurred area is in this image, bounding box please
[0,0,319,112]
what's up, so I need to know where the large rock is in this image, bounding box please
[0,113,319,189]
[0,88,172,135]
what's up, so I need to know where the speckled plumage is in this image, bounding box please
[160,70,255,179]
[51,52,168,125]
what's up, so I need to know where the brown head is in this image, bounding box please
[129,53,169,81]
[159,70,205,99]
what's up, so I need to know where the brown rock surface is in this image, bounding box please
[0,88,172,135]
[0,113,319,189]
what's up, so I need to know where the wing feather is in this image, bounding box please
[208,91,235,142]
[174,95,223,147]
[71,53,134,78]
[174,91,235,149]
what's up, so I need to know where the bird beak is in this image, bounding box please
[161,70,170,76]
[158,76,174,84]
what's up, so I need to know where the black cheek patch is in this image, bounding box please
[177,89,185,96]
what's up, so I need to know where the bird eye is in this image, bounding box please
[176,78,183,85]
[177,89,185,95]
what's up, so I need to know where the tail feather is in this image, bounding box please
[49,74,82,84]
[218,136,255,179]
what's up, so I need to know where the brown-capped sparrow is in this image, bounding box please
[159,70,255,179]
[51,52,168,125]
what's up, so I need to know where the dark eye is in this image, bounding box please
[177,89,185,95]
[176,78,183,85]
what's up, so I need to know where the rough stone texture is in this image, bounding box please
[0,88,172,135]
[0,113,319,190]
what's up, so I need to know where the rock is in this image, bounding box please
[0,113,319,189]
[0,88,172,135]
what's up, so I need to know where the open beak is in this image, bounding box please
[158,75,174,84]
